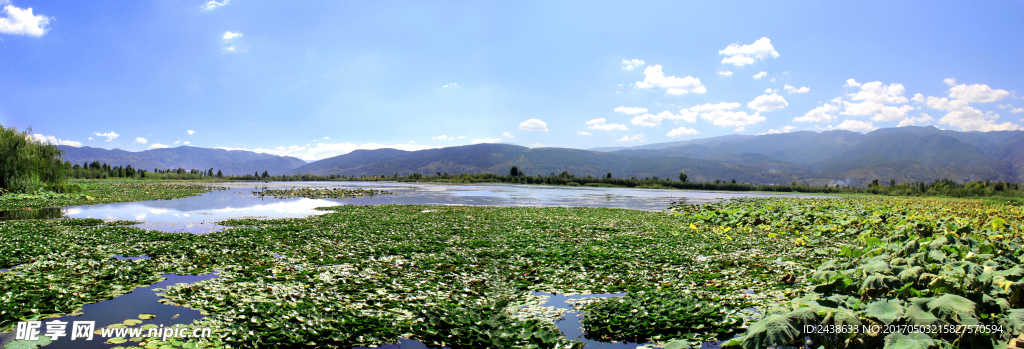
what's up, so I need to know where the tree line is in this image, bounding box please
[0,125,74,193]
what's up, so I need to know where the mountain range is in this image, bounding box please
[60,126,1024,186]
[59,146,307,176]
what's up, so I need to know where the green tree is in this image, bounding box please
[510,165,519,177]
[0,125,71,192]
[678,172,687,182]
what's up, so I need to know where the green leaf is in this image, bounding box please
[926,294,976,325]
[865,299,905,325]
[822,309,861,328]
[883,333,927,349]
[3,337,53,349]
[740,314,801,349]
[138,313,156,320]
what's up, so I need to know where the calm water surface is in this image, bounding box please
[48,181,822,233]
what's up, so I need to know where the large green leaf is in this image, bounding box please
[882,333,927,349]
[865,299,904,325]
[897,266,924,284]
[862,274,901,291]
[926,294,976,325]
[861,260,891,274]
[821,309,861,328]
[785,307,820,328]
[740,314,801,349]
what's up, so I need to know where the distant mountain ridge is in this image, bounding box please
[288,126,1024,186]
[59,146,307,176]
[60,126,1024,186]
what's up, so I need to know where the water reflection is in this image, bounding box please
[0,207,64,220]
[0,272,219,349]
[48,182,822,233]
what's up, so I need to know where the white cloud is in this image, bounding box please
[829,119,878,133]
[617,133,647,142]
[613,106,648,114]
[718,37,779,66]
[631,113,661,127]
[442,83,457,88]
[88,137,93,140]
[174,141,180,144]
[93,131,119,142]
[148,143,170,150]
[323,136,330,139]
[471,138,502,144]
[687,102,740,112]
[457,136,466,139]
[432,135,450,140]
[838,80,914,121]
[943,78,957,86]
[621,59,645,71]
[783,85,810,94]
[222,31,242,40]
[635,65,706,95]
[947,81,1010,103]
[201,0,230,11]
[134,137,147,144]
[631,110,698,127]
[187,130,195,135]
[764,88,777,94]
[578,131,591,135]
[518,119,548,131]
[666,127,699,138]
[752,71,767,79]
[846,81,909,104]
[699,110,765,131]
[183,141,191,145]
[502,132,514,138]
[898,113,935,127]
[747,93,789,112]
[924,95,1023,131]
[911,93,926,104]
[0,1,51,36]
[996,105,1024,114]
[794,103,840,123]
[763,125,796,134]
[30,134,81,147]
[586,118,629,131]
[531,143,544,147]
[223,46,236,52]
[842,101,915,122]
[717,71,733,77]
[939,107,1022,131]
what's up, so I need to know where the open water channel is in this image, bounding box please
[1,182,823,348]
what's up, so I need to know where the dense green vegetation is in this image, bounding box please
[2,204,821,348]
[0,125,73,193]
[252,187,392,199]
[2,181,1022,348]
[669,197,1024,348]
[0,180,213,210]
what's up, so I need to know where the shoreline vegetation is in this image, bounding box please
[75,168,1024,204]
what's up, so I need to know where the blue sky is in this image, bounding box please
[2,0,1023,160]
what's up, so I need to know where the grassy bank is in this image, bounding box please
[0,179,214,210]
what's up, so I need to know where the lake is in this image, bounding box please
[1,182,821,348]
